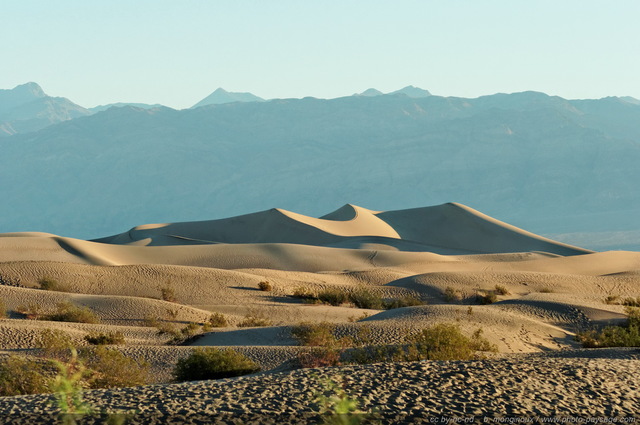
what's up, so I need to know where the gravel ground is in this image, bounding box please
[0,349,638,424]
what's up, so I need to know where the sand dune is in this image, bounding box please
[93,202,591,255]
[0,202,638,421]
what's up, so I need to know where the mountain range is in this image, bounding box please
[1,82,640,250]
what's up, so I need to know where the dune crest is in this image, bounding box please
[93,202,591,256]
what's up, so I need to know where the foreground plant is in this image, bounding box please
[314,376,379,425]
[576,307,640,348]
[173,347,260,382]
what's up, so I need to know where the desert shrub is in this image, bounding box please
[38,277,68,292]
[16,303,42,319]
[173,348,260,382]
[494,285,510,295]
[604,295,620,305]
[81,346,149,389]
[258,281,273,292]
[476,291,498,305]
[318,288,349,306]
[576,307,640,348]
[292,322,341,347]
[409,323,497,361]
[43,302,100,324]
[622,297,640,307]
[238,313,273,327]
[297,347,342,368]
[207,312,229,328]
[39,329,75,360]
[180,322,201,337]
[160,284,177,302]
[292,287,317,300]
[443,287,462,302]
[383,295,425,309]
[348,289,384,310]
[0,355,55,396]
[539,287,554,293]
[84,331,125,345]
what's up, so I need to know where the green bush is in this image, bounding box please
[348,289,384,310]
[82,346,149,389]
[173,348,260,382]
[84,331,125,345]
[318,288,349,306]
[349,323,497,364]
[39,329,75,360]
[291,322,348,347]
[258,281,273,292]
[38,277,68,292]
[576,307,640,348]
[383,295,424,309]
[0,355,54,396]
[43,302,100,324]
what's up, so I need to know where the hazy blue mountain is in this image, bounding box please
[191,88,265,108]
[620,96,640,105]
[1,91,640,251]
[389,85,432,98]
[89,103,164,113]
[0,82,90,137]
[357,88,384,97]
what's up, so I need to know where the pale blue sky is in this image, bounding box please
[2,0,639,109]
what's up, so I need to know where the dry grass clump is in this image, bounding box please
[443,287,462,302]
[622,297,640,307]
[238,311,273,327]
[604,295,620,305]
[476,291,498,305]
[160,284,177,303]
[576,307,640,348]
[295,287,424,310]
[494,284,510,295]
[258,281,273,292]
[84,331,125,346]
[38,277,69,292]
[16,303,42,319]
[173,348,260,382]
[291,286,317,301]
[317,288,350,306]
[205,312,229,329]
[539,287,554,293]
[43,302,100,324]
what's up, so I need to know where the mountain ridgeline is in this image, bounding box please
[1,84,640,250]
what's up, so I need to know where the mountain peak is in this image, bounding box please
[356,88,384,97]
[14,82,46,98]
[191,88,265,108]
[390,86,432,98]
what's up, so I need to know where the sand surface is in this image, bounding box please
[0,203,638,422]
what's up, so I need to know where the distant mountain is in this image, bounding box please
[390,85,432,98]
[620,96,640,105]
[89,103,165,113]
[1,90,640,251]
[192,88,265,108]
[0,82,90,137]
[357,88,384,97]
[355,86,431,98]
